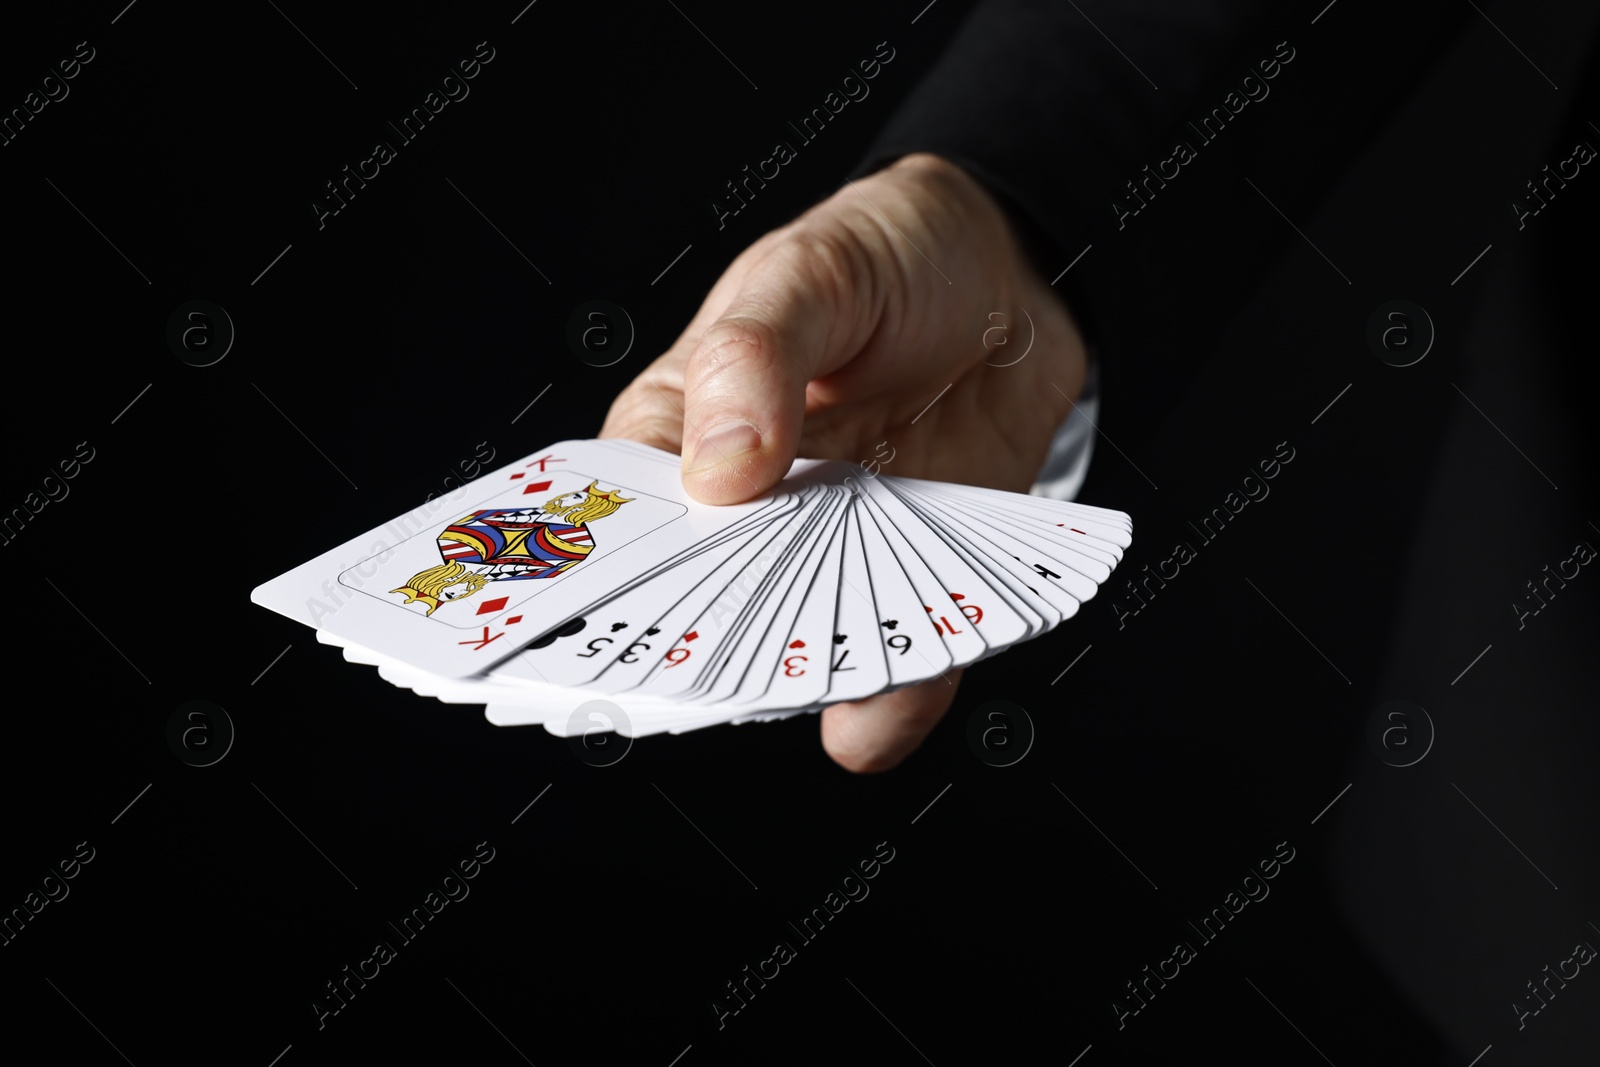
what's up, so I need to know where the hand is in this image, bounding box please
[602,152,1089,771]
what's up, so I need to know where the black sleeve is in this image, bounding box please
[853,0,1474,446]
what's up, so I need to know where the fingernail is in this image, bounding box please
[687,420,761,472]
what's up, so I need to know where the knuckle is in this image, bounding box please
[747,217,861,297]
[780,226,865,306]
[785,225,856,278]
[601,387,683,453]
[689,317,786,386]
[691,221,863,396]
[626,416,682,453]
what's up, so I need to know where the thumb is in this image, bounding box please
[678,240,850,504]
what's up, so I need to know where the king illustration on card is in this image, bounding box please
[390,481,635,615]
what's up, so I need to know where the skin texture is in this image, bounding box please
[602,153,1088,772]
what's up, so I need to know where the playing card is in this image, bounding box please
[891,482,1101,605]
[257,441,1134,741]
[525,484,831,696]
[913,484,1123,579]
[726,500,849,711]
[592,487,854,734]
[252,440,782,678]
[844,493,953,687]
[887,481,1073,631]
[858,476,1035,650]
[851,483,987,669]
[368,489,835,721]
[483,491,803,689]
[672,489,848,703]
[910,476,1132,547]
[807,503,892,703]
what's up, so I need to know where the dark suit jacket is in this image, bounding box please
[854,3,1600,1061]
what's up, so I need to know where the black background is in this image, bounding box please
[2,1,1596,1064]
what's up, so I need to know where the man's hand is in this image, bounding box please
[601,152,1089,772]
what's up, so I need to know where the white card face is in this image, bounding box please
[933,523,1044,638]
[893,484,1100,605]
[847,495,953,686]
[325,632,576,712]
[266,444,1135,738]
[731,707,816,726]
[251,440,778,677]
[683,489,843,699]
[813,505,891,703]
[592,438,678,465]
[631,489,840,699]
[490,524,762,689]
[691,491,848,704]
[861,477,1034,650]
[597,518,892,729]
[888,482,1070,629]
[576,489,828,695]
[908,473,1134,527]
[594,437,701,469]
[903,475,1132,547]
[601,495,851,735]
[534,494,851,737]
[484,493,802,689]
[853,486,987,669]
[732,511,847,709]
[916,485,1121,576]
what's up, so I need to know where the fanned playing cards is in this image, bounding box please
[252,439,1132,737]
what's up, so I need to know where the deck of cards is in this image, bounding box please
[252,439,1132,737]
